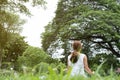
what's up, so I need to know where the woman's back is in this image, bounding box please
[67,41,93,76]
[68,53,86,76]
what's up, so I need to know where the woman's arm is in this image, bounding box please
[67,56,72,73]
[67,60,70,70]
[83,55,93,75]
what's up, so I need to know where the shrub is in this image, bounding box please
[16,46,48,71]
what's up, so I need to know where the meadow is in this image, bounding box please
[0,65,119,80]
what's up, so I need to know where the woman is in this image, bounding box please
[67,40,93,77]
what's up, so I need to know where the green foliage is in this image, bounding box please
[0,0,46,70]
[0,0,46,49]
[16,46,59,72]
[89,53,120,76]
[0,0,46,15]
[1,33,28,69]
[17,46,47,68]
[0,63,120,80]
[41,0,120,61]
[41,22,57,51]
[0,11,27,68]
[0,11,24,48]
[32,62,49,75]
[56,62,66,73]
[45,56,59,64]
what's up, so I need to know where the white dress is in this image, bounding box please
[68,53,86,77]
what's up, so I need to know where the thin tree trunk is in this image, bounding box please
[0,48,2,68]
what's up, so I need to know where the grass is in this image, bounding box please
[0,72,119,80]
[0,69,120,80]
[0,64,120,80]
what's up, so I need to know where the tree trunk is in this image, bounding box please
[0,48,2,68]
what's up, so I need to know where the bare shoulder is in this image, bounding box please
[68,53,72,59]
[82,54,87,60]
[81,53,86,57]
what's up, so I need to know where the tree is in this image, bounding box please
[2,33,28,69]
[71,0,120,57]
[41,0,120,61]
[0,12,26,68]
[0,0,46,68]
[0,0,46,15]
[41,22,57,52]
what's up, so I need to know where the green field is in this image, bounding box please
[0,67,119,80]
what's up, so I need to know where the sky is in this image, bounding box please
[21,0,58,48]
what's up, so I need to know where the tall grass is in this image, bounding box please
[0,62,120,80]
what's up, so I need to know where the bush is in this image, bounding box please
[16,46,49,71]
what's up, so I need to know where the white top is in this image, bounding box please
[68,53,86,77]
